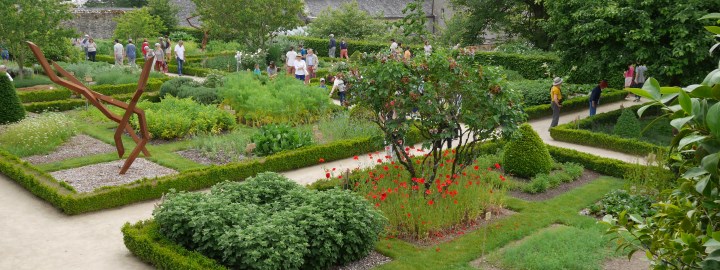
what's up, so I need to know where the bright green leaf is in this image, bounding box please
[678,134,706,149]
[707,102,720,138]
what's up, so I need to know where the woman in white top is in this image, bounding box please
[87,38,98,62]
[293,54,308,83]
[153,43,165,72]
[424,41,432,56]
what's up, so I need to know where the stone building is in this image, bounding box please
[64,8,132,39]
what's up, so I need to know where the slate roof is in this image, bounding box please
[304,0,434,19]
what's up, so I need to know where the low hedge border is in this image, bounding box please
[23,99,87,113]
[95,55,214,77]
[0,128,421,214]
[17,79,165,104]
[525,89,627,120]
[120,142,672,270]
[549,104,666,156]
[17,89,72,103]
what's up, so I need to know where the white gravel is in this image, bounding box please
[50,158,177,193]
[334,251,392,270]
[25,134,116,164]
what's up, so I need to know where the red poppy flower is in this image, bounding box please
[435,248,440,252]
[332,168,336,171]
[412,185,419,191]
[377,158,383,163]
[380,193,387,201]
[325,172,331,179]
[319,158,325,163]
[500,175,506,181]
[353,155,359,160]
[474,165,479,170]
[495,163,501,169]
[425,189,432,195]
[428,200,434,205]
[383,166,389,171]
[407,213,411,217]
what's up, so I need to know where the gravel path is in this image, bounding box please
[334,251,391,270]
[25,134,116,164]
[50,158,177,193]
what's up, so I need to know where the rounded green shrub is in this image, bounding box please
[251,124,313,156]
[159,77,196,98]
[0,73,26,124]
[613,109,642,138]
[503,123,553,178]
[153,172,386,270]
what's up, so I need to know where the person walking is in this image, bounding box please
[299,45,307,60]
[328,34,337,58]
[329,73,346,106]
[390,39,398,52]
[81,35,90,60]
[550,77,563,129]
[234,51,242,72]
[164,35,172,60]
[305,49,318,82]
[623,64,635,88]
[141,38,149,58]
[293,54,308,83]
[153,43,165,73]
[339,38,349,60]
[286,46,297,75]
[113,39,124,66]
[633,63,647,102]
[589,80,607,116]
[126,39,137,68]
[87,38,97,62]
[174,40,186,76]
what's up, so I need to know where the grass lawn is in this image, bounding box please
[587,116,672,146]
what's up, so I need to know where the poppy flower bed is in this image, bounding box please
[331,151,510,240]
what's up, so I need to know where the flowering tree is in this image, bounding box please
[348,50,525,189]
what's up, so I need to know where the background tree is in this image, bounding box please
[113,8,166,44]
[191,0,304,49]
[394,0,430,44]
[545,0,720,86]
[349,50,525,188]
[306,1,385,40]
[450,0,549,49]
[147,0,180,33]
[0,0,76,79]
[83,0,147,8]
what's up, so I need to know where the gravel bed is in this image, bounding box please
[50,158,177,193]
[176,149,249,165]
[25,134,116,164]
[333,251,392,270]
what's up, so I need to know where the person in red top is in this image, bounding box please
[141,39,149,57]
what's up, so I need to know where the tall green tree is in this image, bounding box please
[191,0,304,48]
[394,0,430,44]
[113,8,167,43]
[450,0,549,49]
[147,0,180,32]
[306,0,384,40]
[83,0,147,8]
[0,0,75,79]
[545,0,720,85]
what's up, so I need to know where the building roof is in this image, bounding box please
[304,0,434,19]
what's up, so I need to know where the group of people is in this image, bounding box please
[284,45,320,84]
[327,34,349,60]
[74,35,186,76]
[624,63,648,102]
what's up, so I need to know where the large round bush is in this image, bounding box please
[503,123,553,178]
[0,72,26,124]
[613,109,642,138]
[153,172,386,270]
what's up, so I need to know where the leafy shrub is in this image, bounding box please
[612,109,641,138]
[221,72,333,126]
[311,112,381,143]
[504,124,553,178]
[508,79,594,106]
[251,124,313,156]
[205,40,242,54]
[0,73,26,124]
[521,162,584,194]
[589,189,656,218]
[523,174,551,193]
[169,31,197,43]
[159,77,196,97]
[176,85,220,105]
[13,75,53,88]
[134,96,235,139]
[0,113,77,157]
[203,55,235,72]
[153,172,386,270]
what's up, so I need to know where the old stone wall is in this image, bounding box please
[64,8,132,39]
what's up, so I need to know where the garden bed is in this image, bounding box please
[410,208,516,247]
[50,158,177,193]
[509,169,601,201]
[23,134,115,165]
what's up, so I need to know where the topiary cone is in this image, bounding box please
[503,123,553,178]
[0,73,26,124]
[613,109,642,138]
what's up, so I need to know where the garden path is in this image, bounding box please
[165,73,205,83]
[0,98,645,270]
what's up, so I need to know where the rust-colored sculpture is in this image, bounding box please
[27,41,153,174]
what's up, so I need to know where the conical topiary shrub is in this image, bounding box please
[613,109,642,138]
[0,73,26,124]
[503,123,553,178]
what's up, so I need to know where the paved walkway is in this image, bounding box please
[0,98,644,269]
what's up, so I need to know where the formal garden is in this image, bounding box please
[1,0,720,270]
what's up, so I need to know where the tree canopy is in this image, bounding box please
[147,0,180,32]
[191,0,304,48]
[113,7,167,43]
[306,1,385,40]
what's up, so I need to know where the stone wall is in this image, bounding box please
[64,8,132,39]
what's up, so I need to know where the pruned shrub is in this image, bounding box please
[503,123,553,178]
[153,172,386,270]
[0,72,25,124]
[134,96,235,139]
[613,109,641,138]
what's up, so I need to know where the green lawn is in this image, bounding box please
[587,116,672,146]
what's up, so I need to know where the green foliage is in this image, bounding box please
[135,96,235,139]
[287,36,421,61]
[450,0,550,49]
[0,73,26,124]
[251,124,313,156]
[545,0,720,85]
[306,0,385,40]
[159,77,220,104]
[508,79,594,106]
[0,113,76,157]
[220,72,333,126]
[159,77,195,97]
[612,109,642,139]
[16,89,72,103]
[205,41,242,54]
[0,0,75,79]
[312,112,381,143]
[202,70,224,88]
[153,172,386,269]
[113,8,167,43]
[13,75,53,89]
[191,0,304,48]
[168,31,196,43]
[83,0,147,7]
[504,124,553,178]
[521,162,584,194]
[147,0,179,32]
[590,189,656,218]
[22,99,86,113]
[525,89,627,119]
[393,0,429,44]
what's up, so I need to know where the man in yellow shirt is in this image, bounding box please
[550,77,563,128]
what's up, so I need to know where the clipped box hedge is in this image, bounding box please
[96,55,214,77]
[549,104,666,156]
[121,142,672,270]
[23,99,87,113]
[17,88,72,103]
[525,89,627,120]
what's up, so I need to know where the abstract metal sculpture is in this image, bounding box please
[27,41,153,174]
